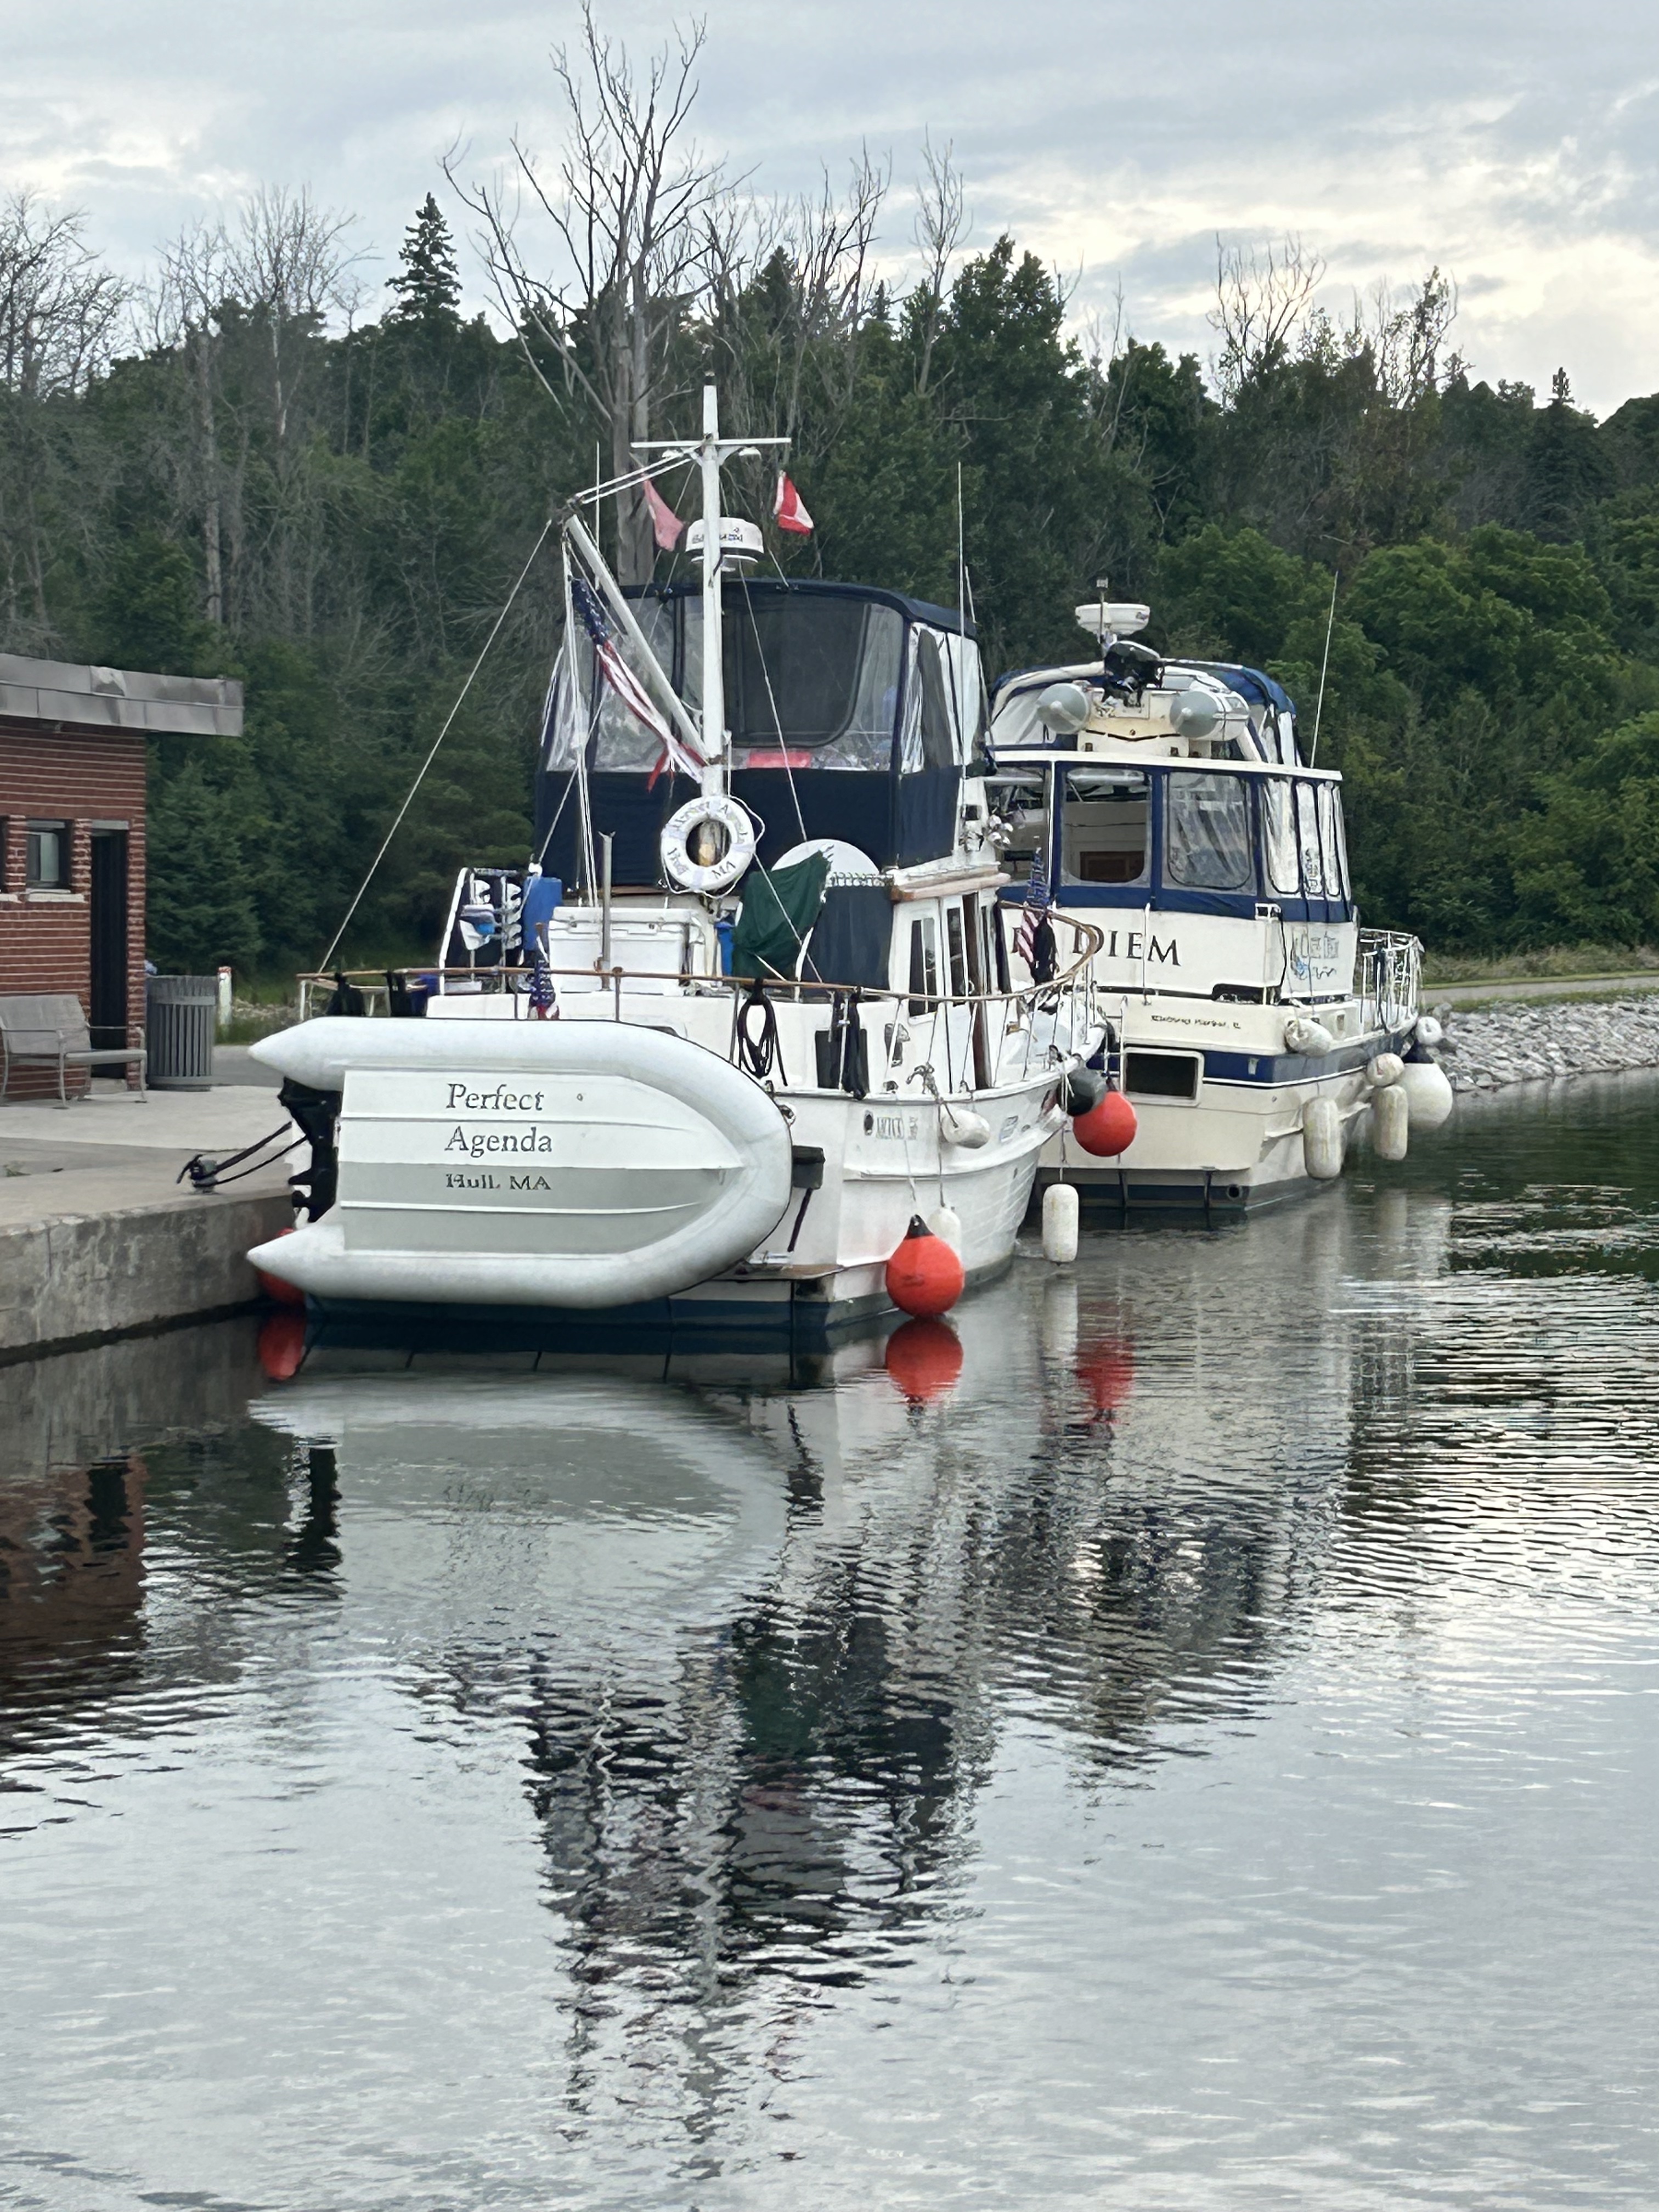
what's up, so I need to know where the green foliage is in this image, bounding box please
[145,759,261,970]
[387,195,462,324]
[12,187,1659,967]
[96,533,213,673]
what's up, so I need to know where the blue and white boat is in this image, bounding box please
[988,594,1452,1210]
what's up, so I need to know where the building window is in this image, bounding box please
[26,821,70,889]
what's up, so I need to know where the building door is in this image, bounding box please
[88,830,129,1059]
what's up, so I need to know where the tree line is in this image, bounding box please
[4,8,1659,972]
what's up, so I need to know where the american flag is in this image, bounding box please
[528,942,557,1019]
[1016,831,1052,968]
[570,576,702,788]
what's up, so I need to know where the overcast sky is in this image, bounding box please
[7,0,1658,415]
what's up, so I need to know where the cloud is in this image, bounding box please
[4,0,1658,411]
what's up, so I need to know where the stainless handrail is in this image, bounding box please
[292,914,1105,1092]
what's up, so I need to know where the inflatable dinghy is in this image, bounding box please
[248,1017,793,1308]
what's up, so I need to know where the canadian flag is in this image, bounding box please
[774,471,814,535]
[642,475,684,551]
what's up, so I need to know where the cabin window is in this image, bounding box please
[1317,784,1347,901]
[1261,778,1300,894]
[907,913,940,1012]
[1059,767,1149,887]
[26,821,69,889]
[988,900,1011,995]
[1164,773,1252,891]
[1294,782,1326,896]
[945,903,970,997]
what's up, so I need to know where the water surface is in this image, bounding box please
[3,1074,1657,2209]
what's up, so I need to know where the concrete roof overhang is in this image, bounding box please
[0,653,243,739]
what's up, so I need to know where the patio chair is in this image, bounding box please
[0,993,147,1107]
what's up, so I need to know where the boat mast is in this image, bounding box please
[635,382,788,804]
[698,380,726,802]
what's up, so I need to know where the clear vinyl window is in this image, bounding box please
[1164,772,1253,891]
[1294,782,1325,897]
[1261,778,1300,894]
[1317,783,1347,901]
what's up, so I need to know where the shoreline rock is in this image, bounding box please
[1432,998,1659,1092]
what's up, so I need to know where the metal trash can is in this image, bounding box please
[145,974,217,1091]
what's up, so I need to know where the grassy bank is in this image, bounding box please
[1420,944,1659,984]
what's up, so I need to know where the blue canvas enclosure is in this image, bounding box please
[534,577,984,883]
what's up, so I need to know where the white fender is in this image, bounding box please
[927,1203,963,1252]
[1302,1095,1343,1180]
[1413,1014,1444,1048]
[1284,1016,1336,1057]
[247,1017,792,1308]
[661,794,756,894]
[1398,1058,1455,1131]
[1372,1081,1409,1161]
[1042,1182,1079,1264]
[1365,1052,1406,1088]
[941,1108,991,1149]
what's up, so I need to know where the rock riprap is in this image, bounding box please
[1434,997,1659,1091]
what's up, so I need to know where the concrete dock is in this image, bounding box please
[0,1084,295,1362]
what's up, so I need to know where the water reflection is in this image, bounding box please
[1,1074,1657,2206]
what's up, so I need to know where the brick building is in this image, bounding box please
[0,655,243,1076]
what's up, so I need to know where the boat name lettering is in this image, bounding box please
[442,1169,555,1191]
[444,1082,545,1111]
[870,1113,919,1139]
[1102,931,1179,965]
[444,1125,562,1158]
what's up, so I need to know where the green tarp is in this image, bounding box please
[730,854,831,981]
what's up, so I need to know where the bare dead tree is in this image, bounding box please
[156,217,234,623]
[448,5,722,582]
[1359,267,1459,406]
[707,151,887,416]
[227,185,360,449]
[0,190,127,398]
[912,135,969,397]
[0,191,128,641]
[1210,234,1325,399]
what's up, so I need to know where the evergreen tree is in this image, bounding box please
[387,195,462,323]
[1522,368,1615,542]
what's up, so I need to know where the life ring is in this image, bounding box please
[661,794,756,894]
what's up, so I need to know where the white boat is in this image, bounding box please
[988,591,1453,1212]
[249,386,1101,1335]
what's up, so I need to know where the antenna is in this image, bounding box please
[1309,570,1338,767]
[959,464,980,627]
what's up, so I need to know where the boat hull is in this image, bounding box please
[1037,1023,1421,1215]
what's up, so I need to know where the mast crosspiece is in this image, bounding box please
[633,380,788,799]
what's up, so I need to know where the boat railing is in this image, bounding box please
[293,915,1104,1096]
[1357,929,1423,1034]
